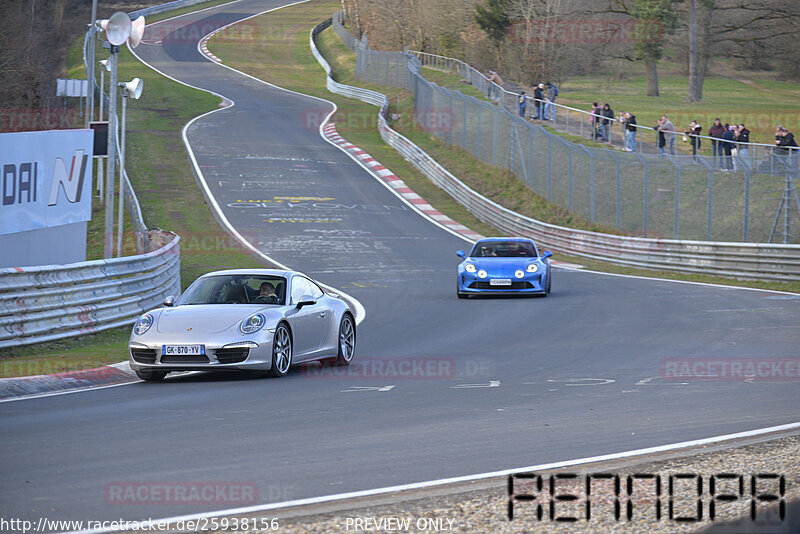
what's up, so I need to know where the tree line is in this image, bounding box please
[340,0,800,100]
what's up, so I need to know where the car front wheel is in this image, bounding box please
[327,314,356,366]
[267,323,293,377]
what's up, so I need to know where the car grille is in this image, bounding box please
[160,354,210,364]
[469,281,533,290]
[131,349,156,364]
[215,348,250,364]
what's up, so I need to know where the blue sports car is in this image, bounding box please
[456,237,552,298]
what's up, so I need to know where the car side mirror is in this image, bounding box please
[296,295,316,309]
[541,251,553,260]
[456,250,465,259]
[163,295,176,307]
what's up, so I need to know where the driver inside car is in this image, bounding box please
[255,282,279,304]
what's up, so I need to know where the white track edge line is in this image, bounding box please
[69,420,800,533]
[190,6,479,245]
[128,0,366,325]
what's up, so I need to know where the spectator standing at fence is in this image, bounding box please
[660,115,676,156]
[656,118,667,156]
[591,102,604,140]
[709,118,725,167]
[533,84,544,119]
[735,124,750,169]
[601,103,614,146]
[775,126,799,167]
[623,112,637,152]
[685,120,702,158]
[721,124,735,171]
[518,91,527,118]
[544,82,558,120]
[486,70,503,99]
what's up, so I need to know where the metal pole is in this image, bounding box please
[104,48,118,259]
[784,174,791,244]
[97,66,105,200]
[743,172,750,242]
[707,169,713,241]
[117,90,127,258]
[674,167,680,239]
[87,0,97,127]
[643,163,649,237]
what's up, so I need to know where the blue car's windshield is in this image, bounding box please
[470,241,537,257]
[178,275,287,305]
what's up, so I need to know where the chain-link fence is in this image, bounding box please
[342,15,800,244]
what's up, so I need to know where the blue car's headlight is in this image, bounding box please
[134,314,154,335]
[515,270,524,278]
[465,263,477,273]
[478,270,487,278]
[526,263,539,273]
[241,313,266,334]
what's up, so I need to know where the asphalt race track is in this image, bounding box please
[1,0,798,526]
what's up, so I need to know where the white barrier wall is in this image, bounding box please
[0,129,94,268]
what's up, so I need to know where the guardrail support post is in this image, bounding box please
[674,167,681,239]
[743,172,750,242]
[707,168,714,241]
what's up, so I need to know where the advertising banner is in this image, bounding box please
[0,129,94,236]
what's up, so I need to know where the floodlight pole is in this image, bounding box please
[103,46,119,259]
[97,63,105,200]
[87,0,98,126]
[117,87,128,258]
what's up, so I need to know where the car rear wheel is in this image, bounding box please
[326,314,356,366]
[267,323,293,377]
[135,369,167,382]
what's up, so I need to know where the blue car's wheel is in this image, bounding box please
[545,269,551,295]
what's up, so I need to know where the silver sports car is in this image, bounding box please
[128,269,356,381]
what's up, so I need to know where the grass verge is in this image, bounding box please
[0,0,265,377]
[209,0,800,294]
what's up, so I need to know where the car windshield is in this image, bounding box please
[177,275,287,305]
[470,241,538,257]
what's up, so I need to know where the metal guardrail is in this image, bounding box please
[351,22,800,245]
[312,14,800,281]
[0,4,190,350]
[0,232,181,348]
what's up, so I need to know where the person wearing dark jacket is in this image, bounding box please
[734,124,750,170]
[533,84,544,119]
[708,118,725,167]
[775,126,798,154]
[518,91,527,118]
[623,112,637,152]
[601,103,614,145]
[721,125,735,171]
[686,120,702,157]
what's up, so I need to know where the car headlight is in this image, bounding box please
[134,314,153,335]
[478,270,487,278]
[515,270,524,278]
[240,313,266,334]
[465,263,477,273]
[526,264,539,273]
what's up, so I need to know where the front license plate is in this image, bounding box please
[490,279,512,286]
[162,344,205,356]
